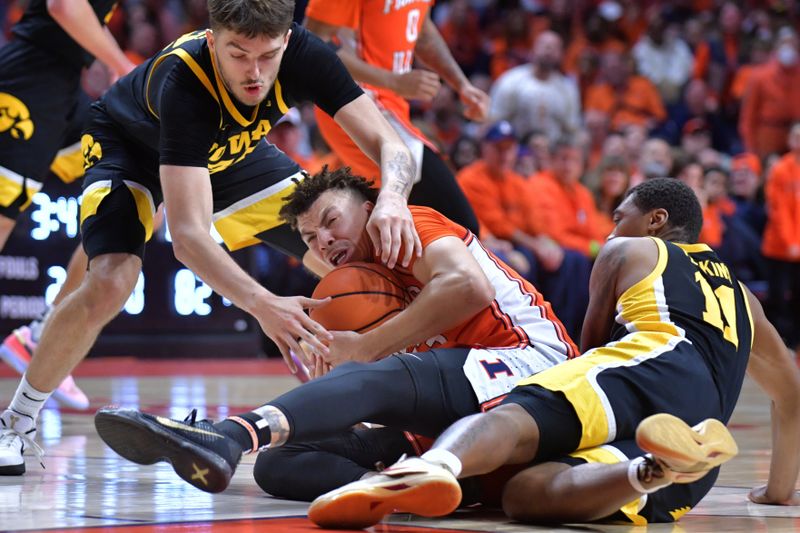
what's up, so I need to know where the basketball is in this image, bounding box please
[310,262,409,333]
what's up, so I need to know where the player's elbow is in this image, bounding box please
[169,227,202,266]
[46,0,69,19]
[446,269,495,312]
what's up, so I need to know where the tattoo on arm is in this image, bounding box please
[385,151,414,197]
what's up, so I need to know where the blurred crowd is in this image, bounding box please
[2,0,798,348]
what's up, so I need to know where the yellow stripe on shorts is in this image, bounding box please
[212,172,302,251]
[0,164,42,211]
[80,180,156,241]
[516,331,684,448]
[50,142,84,184]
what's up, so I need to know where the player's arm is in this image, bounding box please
[46,0,134,79]
[329,236,495,364]
[304,16,442,103]
[581,237,657,351]
[333,94,422,268]
[160,165,332,371]
[414,13,489,121]
[743,286,800,505]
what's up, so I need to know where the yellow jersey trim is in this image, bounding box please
[617,237,668,308]
[673,242,712,254]
[274,79,289,114]
[145,48,219,120]
[739,281,755,349]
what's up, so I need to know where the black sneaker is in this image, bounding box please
[95,407,242,493]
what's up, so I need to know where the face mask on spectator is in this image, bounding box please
[777,43,798,66]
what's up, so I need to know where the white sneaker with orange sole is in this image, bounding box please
[308,456,462,529]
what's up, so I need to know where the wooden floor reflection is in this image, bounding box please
[0,359,798,532]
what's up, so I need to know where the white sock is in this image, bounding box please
[421,449,462,477]
[8,375,51,422]
[627,456,671,494]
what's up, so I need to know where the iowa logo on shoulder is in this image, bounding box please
[81,134,103,168]
[0,93,34,140]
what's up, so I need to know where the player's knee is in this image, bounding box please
[81,261,140,321]
[253,447,307,500]
[502,462,573,522]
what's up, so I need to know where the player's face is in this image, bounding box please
[298,190,374,268]
[609,194,651,239]
[206,28,290,106]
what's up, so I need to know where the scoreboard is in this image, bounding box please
[0,179,264,358]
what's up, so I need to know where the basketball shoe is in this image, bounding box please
[0,326,89,410]
[308,456,462,529]
[94,407,242,493]
[0,411,44,476]
[636,413,738,484]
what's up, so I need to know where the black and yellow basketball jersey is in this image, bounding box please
[99,23,362,178]
[11,0,118,69]
[611,237,754,421]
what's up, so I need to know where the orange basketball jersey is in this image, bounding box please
[306,0,435,183]
[380,206,578,358]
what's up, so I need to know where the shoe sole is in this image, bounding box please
[308,472,462,529]
[0,463,25,476]
[95,409,233,493]
[636,413,738,481]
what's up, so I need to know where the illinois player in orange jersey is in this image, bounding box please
[303,0,487,235]
[94,165,580,498]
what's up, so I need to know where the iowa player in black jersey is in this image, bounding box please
[308,178,800,528]
[0,0,424,475]
[0,0,133,247]
[0,0,134,413]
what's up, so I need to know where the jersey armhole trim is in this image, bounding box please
[145,48,220,122]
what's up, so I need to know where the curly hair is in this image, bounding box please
[279,166,379,229]
[626,177,703,243]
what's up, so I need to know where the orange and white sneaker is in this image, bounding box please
[308,456,462,529]
[636,413,738,484]
[0,326,89,410]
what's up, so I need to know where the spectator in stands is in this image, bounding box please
[586,155,629,235]
[449,136,481,173]
[457,122,589,339]
[437,0,485,77]
[488,7,533,81]
[740,28,800,159]
[630,137,673,186]
[530,138,608,261]
[762,123,800,348]
[700,166,766,285]
[584,51,666,132]
[267,109,311,170]
[522,129,552,173]
[632,9,693,105]
[665,79,738,152]
[691,2,743,99]
[584,109,611,171]
[730,153,766,237]
[680,118,713,159]
[489,31,581,142]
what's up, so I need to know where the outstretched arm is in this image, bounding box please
[743,286,800,505]
[415,14,489,121]
[47,0,134,79]
[304,16,442,102]
[160,165,332,371]
[333,95,422,268]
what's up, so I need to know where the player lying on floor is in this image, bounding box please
[94,165,579,494]
[306,178,800,528]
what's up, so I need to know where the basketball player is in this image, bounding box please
[0,0,425,475]
[93,165,579,495]
[0,0,135,408]
[310,178,800,527]
[303,0,487,234]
